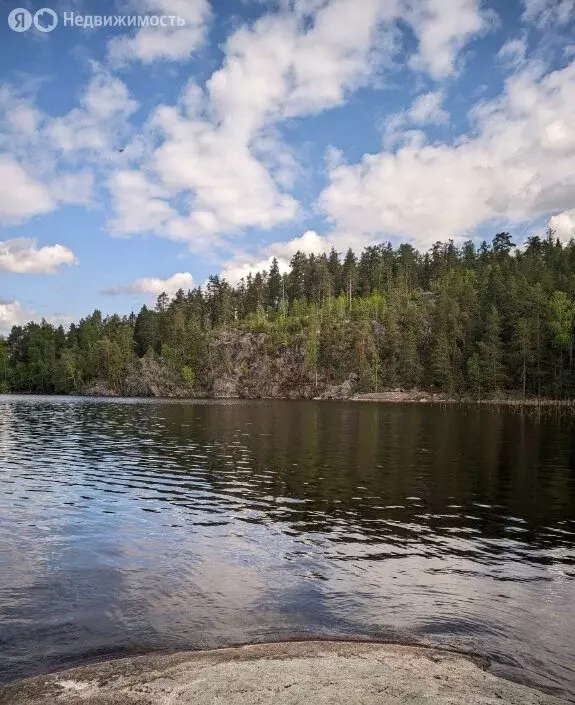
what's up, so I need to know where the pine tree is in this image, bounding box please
[288,251,307,302]
[3,233,575,399]
[513,317,534,396]
[466,353,481,399]
[266,257,282,311]
[327,247,341,294]
[478,305,505,393]
[341,248,357,311]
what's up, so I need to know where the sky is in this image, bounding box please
[0,0,574,334]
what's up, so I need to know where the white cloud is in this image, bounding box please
[498,37,528,68]
[0,71,133,227]
[45,71,138,154]
[50,172,95,206]
[267,229,331,259]
[407,90,449,125]
[1,0,499,250]
[0,156,55,226]
[0,154,92,226]
[107,0,399,245]
[0,239,77,274]
[3,101,39,137]
[107,170,175,235]
[522,0,574,28]
[382,90,448,149]
[219,257,284,286]
[404,0,493,79]
[0,300,24,335]
[149,104,299,240]
[102,272,194,296]
[219,230,329,285]
[0,300,74,335]
[206,1,399,134]
[320,58,575,249]
[109,0,490,247]
[281,0,401,117]
[107,0,211,64]
[549,210,575,243]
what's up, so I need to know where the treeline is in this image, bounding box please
[1,231,575,398]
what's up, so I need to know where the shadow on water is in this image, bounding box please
[0,396,574,699]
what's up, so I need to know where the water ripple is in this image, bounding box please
[0,395,574,699]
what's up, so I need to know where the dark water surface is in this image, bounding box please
[1,396,574,698]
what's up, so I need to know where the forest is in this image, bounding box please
[1,231,575,399]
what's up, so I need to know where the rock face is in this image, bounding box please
[84,356,197,399]
[317,374,358,400]
[206,330,319,400]
[80,330,453,402]
[122,356,195,398]
[0,641,568,705]
[211,375,239,398]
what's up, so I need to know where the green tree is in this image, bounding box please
[341,248,358,310]
[513,317,534,396]
[0,340,10,392]
[547,290,575,395]
[266,257,282,311]
[477,306,505,393]
[466,353,481,399]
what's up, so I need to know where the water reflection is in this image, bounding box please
[0,396,574,698]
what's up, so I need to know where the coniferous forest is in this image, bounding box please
[2,231,575,399]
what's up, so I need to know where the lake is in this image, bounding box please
[0,396,574,698]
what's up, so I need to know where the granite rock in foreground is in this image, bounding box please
[0,642,568,705]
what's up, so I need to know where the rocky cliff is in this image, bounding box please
[84,329,359,400]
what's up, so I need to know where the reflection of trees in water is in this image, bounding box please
[137,402,574,551]
[17,399,573,554]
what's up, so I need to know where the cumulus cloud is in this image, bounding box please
[50,172,95,206]
[405,0,493,79]
[267,229,331,259]
[549,210,575,243]
[45,71,138,155]
[107,0,398,245]
[107,0,491,247]
[408,91,449,125]
[0,300,25,335]
[102,272,194,296]
[2,0,496,244]
[219,257,286,287]
[522,0,574,28]
[383,90,449,147]
[498,37,528,68]
[0,154,93,226]
[107,170,175,236]
[0,300,74,335]
[0,70,134,227]
[219,230,329,285]
[2,100,39,137]
[320,59,575,249]
[148,103,299,243]
[0,156,55,226]
[107,0,211,64]
[0,239,77,274]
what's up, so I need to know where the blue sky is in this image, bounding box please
[1,0,574,333]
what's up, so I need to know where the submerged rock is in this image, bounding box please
[0,641,568,705]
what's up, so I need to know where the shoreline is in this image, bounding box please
[348,391,575,406]
[0,641,568,705]
[2,389,575,408]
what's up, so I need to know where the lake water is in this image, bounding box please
[0,396,574,699]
